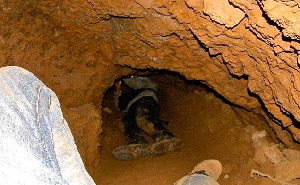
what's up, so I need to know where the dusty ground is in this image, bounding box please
[92,74,277,185]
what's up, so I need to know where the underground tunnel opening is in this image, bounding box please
[91,70,297,185]
[3,0,300,184]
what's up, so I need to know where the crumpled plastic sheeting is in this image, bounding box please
[0,66,95,185]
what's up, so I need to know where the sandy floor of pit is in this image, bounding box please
[92,74,274,185]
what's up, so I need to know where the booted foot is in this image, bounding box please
[150,138,183,157]
[174,160,222,185]
[152,130,174,142]
[112,144,150,161]
[191,160,222,180]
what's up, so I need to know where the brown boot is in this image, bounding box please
[150,138,183,156]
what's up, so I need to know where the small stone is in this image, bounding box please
[263,145,285,165]
[224,174,230,179]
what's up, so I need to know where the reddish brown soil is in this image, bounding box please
[92,74,274,185]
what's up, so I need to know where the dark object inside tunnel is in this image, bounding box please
[94,70,281,185]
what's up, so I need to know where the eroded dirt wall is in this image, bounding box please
[91,0,300,141]
[0,1,133,173]
[1,0,300,172]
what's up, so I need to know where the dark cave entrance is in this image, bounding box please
[94,70,280,185]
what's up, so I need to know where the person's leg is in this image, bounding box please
[179,174,219,185]
[0,66,95,185]
[174,160,222,185]
[113,96,183,160]
[134,96,170,137]
[134,97,183,156]
[112,107,150,160]
[123,111,148,145]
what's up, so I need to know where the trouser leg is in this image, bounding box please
[113,105,149,160]
[133,97,174,142]
[116,96,182,159]
[131,96,183,156]
[0,66,94,185]
[122,111,148,145]
[177,174,220,185]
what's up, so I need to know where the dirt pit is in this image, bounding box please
[92,73,280,185]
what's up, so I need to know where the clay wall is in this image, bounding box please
[1,0,300,172]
